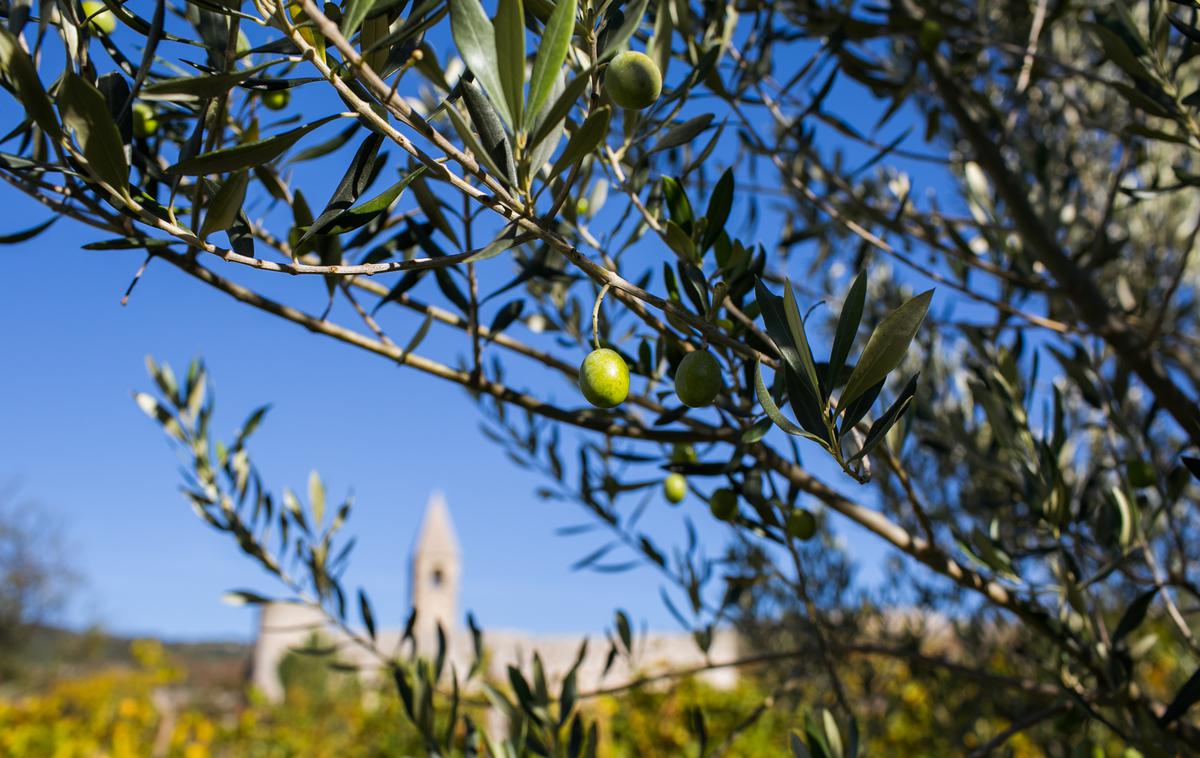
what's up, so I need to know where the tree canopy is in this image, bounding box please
[5,0,1200,752]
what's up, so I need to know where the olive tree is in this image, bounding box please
[4,0,1200,752]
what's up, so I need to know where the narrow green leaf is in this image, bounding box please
[461,79,517,186]
[450,0,514,128]
[359,589,377,639]
[530,68,590,151]
[741,416,772,444]
[614,609,632,651]
[782,281,822,399]
[839,288,933,408]
[651,113,715,154]
[1113,589,1157,644]
[1159,667,1200,727]
[847,374,918,463]
[550,106,610,176]
[662,176,693,227]
[59,73,128,193]
[299,131,385,242]
[132,391,185,441]
[464,226,519,262]
[199,170,249,239]
[340,0,379,36]
[309,165,426,237]
[399,313,434,361]
[754,362,828,447]
[527,0,576,118]
[0,28,61,139]
[167,114,339,175]
[494,0,525,130]
[826,272,866,398]
[361,12,391,73]
[0,217,56,244]
[754,278,806,380]
[487,299,524,337]
[140,59,282,100]
[838,378,884,434]
[701,168,733,251]
[308,469,325,525]
[599,0,650,59]
[222,590,272,605]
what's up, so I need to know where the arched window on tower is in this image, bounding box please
[431,566,444,588]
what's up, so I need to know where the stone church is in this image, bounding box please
[250,492,739,702]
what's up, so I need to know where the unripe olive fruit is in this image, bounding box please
[605,51,662,110]
[1127,460,1156,489]
[670,443,697,464]
[663,473,687,504]
[82,1,116,34]
[709,488,738,521]
[132,104,158,138]
[918,19,943,52]
[262,89,291,111]
[786,508,817,541]
[579,348,629,408]
[674,350,722,408]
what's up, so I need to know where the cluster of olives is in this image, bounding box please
[578,345,721,411]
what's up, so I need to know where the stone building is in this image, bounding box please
[250,492,739,703]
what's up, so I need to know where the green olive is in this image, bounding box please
[1127,460,1157,489]
[663,473,687,504]
[670,443,697,464]
[132,103,158,138]
[82,1,116,34]
[261,89,291,111]
[709,488,738,521]
[918,19,944,52]
[579,348,630,408]
[674,350,722,408]
[785,508,817,541]
[605,51,662,110]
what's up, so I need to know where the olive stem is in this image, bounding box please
[592,283,611,351]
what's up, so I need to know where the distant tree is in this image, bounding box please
[7,0,1200,752]
[0,485,76,682]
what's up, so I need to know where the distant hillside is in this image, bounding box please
[8,625,252,692]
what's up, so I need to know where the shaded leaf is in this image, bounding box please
[840,289,933,407]
[167,115,340,175]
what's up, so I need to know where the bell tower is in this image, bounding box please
[410,491,461,643]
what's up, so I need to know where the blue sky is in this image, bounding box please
[0,11,963,642]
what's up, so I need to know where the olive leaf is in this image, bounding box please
[754,362,829,449]
[167,115,339,175]
[59,73,129,194]
[140,59,283,100]
[307,165,427,237]
[550,106,611,176]
[449,0,514,129]
[826,271,866,398]
[652,114,716,154]
[847,373,918,463]
[462,78,517,186]
[199,170,249,239]
[839,288,933,408]
[701,168,733,252]
[599,0,650,60]
[1112,588,1157,644]
[494,0,525,131]
[530,69,590,150]
[299,131,386,243]
[0,28,61,139]
[527,0,577,118]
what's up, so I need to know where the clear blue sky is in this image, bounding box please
[0,18,959,642]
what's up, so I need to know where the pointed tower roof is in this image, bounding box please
[413,490,460,559]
